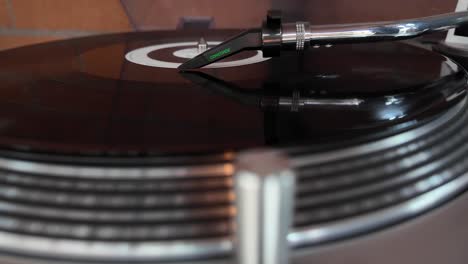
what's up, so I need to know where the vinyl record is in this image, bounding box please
[0,30,465,155]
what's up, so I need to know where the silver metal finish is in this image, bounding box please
[234,150,295,264]
[0,233,233,262]
[0,157,233,179]
[290,169,468,248]
[286,98,468,248]
[292,174,468,264]
[278,97,363,111]
[198,37,208,53]
[305,11,468,44]
[0,157,236,263]
[281,22,311,50]
[276,11,468,50]
[280,23,296,45]
[296,22,308,50]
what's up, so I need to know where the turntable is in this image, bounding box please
[0,9,467,264]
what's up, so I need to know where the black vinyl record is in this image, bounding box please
[0,30,465,155]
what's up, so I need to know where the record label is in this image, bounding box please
[125,41,270,69]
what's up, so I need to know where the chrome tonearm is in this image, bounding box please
[178,10,468,70]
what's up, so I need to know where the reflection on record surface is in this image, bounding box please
[0,30,465,155]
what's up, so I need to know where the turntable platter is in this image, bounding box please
[0,29,468,264]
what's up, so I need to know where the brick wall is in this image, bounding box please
[0,0,459,51]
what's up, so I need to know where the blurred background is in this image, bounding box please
[0,0,458,51]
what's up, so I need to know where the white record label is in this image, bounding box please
[125,41,270,69]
